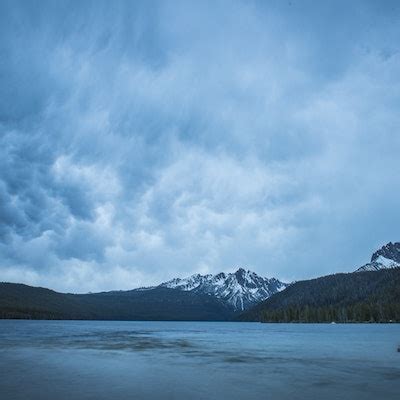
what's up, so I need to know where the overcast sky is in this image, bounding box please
[0,0,399,293]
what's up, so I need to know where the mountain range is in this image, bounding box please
[0,242,399,322]
[0,268,286,320]
[158,268,287,311]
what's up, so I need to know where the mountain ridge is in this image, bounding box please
[355,242,400,272]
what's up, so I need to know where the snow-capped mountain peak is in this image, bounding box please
[371,242,400,264]
[159,268,287,311]
[355,242,400,272]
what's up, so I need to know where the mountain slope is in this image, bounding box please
[0,283,233,321]
[238,268,400,323]
[356,242,400,272]
[159,268,287,311]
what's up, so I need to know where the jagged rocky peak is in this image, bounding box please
[234,268,251,285]
[355,242,400,272]
[159,268,288,311]
[371,242,400,263]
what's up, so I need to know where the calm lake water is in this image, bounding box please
[0,321,399,400]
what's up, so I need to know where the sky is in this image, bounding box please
[0,0,400,293]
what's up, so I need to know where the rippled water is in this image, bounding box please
[0,321,399,400]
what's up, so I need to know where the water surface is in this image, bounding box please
[0,321,399,400]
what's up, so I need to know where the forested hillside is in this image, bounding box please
[238,269,400,323]
[0,283,233,321]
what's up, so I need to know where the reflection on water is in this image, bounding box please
[0,321,399,400]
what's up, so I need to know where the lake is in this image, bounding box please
[0,321,399,400]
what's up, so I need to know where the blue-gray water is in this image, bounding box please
[0,321,399,400]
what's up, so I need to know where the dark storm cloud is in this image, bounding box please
[0,0,399,292]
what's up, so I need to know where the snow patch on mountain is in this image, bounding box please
[159,268,288,311]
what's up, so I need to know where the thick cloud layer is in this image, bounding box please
[1,0,399,292]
